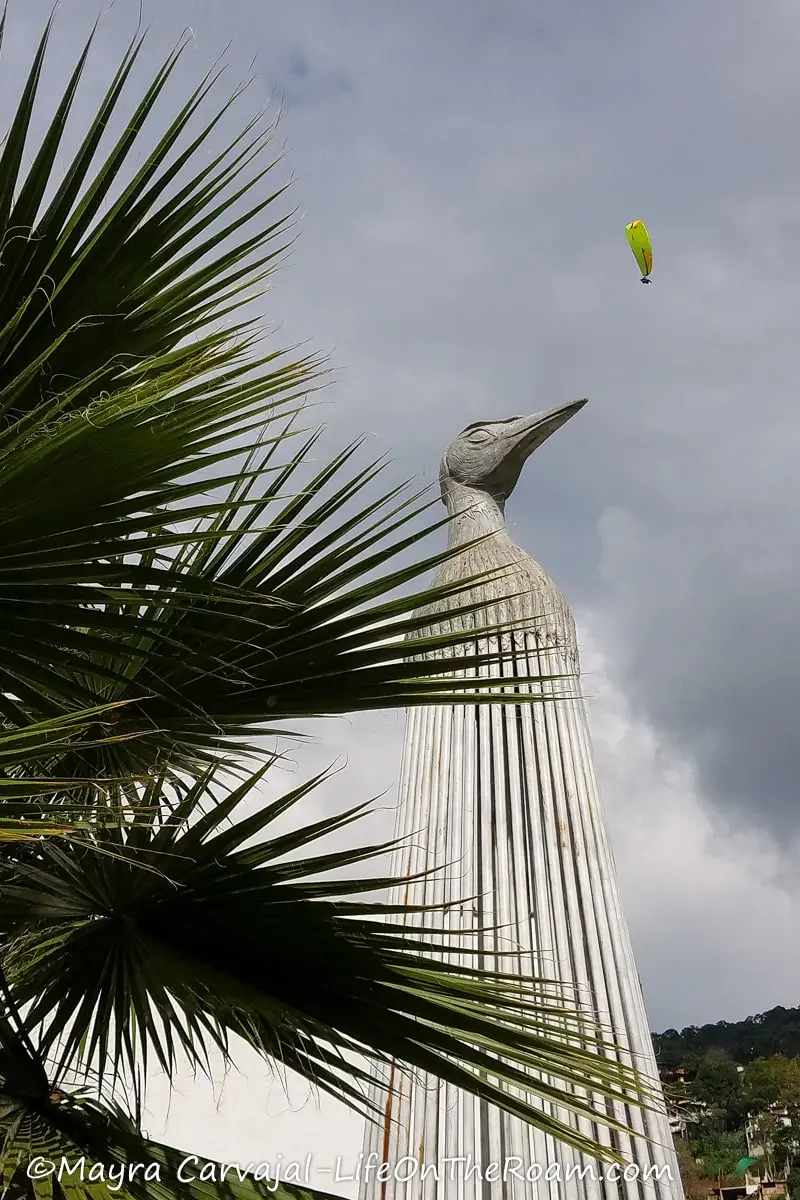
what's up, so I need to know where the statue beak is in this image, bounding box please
[502,398,588,463]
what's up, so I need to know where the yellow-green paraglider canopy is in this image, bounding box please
[625,219,653,283]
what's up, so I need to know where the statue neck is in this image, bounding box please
[442,482,509,549]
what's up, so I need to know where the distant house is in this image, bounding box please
[669,1104,706,1139]
[665,1088,707,1140]
[746,1109,794,1159]
[662,1065,688,1087]
[670,1110,689,1139]
[709,1181,787,1200]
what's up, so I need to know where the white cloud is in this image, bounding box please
[578,617,800,1029]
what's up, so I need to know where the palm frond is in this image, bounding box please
[0,703,151,840]
[0,768,650,1160]
[0,19,293,418]
[0,17,573,772]
[0,1010,342,1200]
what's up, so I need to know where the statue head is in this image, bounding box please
[439,399,588,505]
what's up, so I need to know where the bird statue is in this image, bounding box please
[359,402,683,1200]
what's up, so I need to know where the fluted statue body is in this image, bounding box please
[359,404,682,1200]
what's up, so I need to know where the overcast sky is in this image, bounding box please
[8,0,800,1191]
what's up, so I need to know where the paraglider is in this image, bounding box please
[625,219,653,283]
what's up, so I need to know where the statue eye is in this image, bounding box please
[468,429,492,444]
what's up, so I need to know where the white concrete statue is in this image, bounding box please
[359,403,683,1200]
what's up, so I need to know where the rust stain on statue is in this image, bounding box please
[379,1062,397,1200]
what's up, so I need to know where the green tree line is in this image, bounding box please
[654,1006,800,1069]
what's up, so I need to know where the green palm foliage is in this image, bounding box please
[0,13,654,1199]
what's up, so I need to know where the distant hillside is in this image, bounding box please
[653,1005,800,1067]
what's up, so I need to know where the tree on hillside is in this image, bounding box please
[773,1123,800,1168]
[690,1051,745,1131]
[0,14,650,1200]
[690,1131,747,1182]
[748,1113,800,1182]
[744,1057,800,1116]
